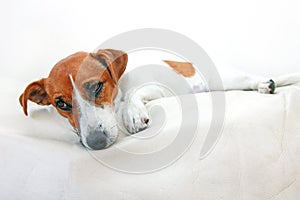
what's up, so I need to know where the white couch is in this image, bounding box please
[0,78,300,200]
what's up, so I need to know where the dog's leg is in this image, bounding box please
[214,68,287,94]
[122,85,166,134]
[220,72,300,94]
[222,73,277,94]
[271,73,300,87]
[219,72,264,92]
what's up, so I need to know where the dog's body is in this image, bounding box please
[19,49,300,150]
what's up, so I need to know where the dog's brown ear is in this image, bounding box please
[91,49,128,82]
[106,49,128,81]
[19,78,51,116]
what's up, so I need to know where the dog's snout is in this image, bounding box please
[85,130,108,150]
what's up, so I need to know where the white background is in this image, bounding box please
[1,0,300,83]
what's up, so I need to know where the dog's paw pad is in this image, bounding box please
[258,79,275,94]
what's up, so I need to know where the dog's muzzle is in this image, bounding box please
[78,107,118,150]
[69,75,118,150]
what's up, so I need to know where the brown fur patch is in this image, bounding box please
[163,60,195,77]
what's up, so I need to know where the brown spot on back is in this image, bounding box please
[163,60,195,77]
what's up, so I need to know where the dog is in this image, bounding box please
[19,49,300,150]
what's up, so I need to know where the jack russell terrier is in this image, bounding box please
[19,49,300,150]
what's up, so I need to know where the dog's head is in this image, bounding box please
[19,49,128,150]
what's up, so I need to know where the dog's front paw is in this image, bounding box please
[258,79,275,94]
[122,99,150,134]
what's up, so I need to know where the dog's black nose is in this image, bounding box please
[85,131,108,150]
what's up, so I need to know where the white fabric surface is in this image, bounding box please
[1,79,300,200]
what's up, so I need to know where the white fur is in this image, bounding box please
[119,62,300,134]
[120,85,165,133]
[69,75,118,149]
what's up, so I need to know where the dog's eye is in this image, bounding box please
[55,99,72,111]
[94,82,104,97]
[84,82,104,98]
